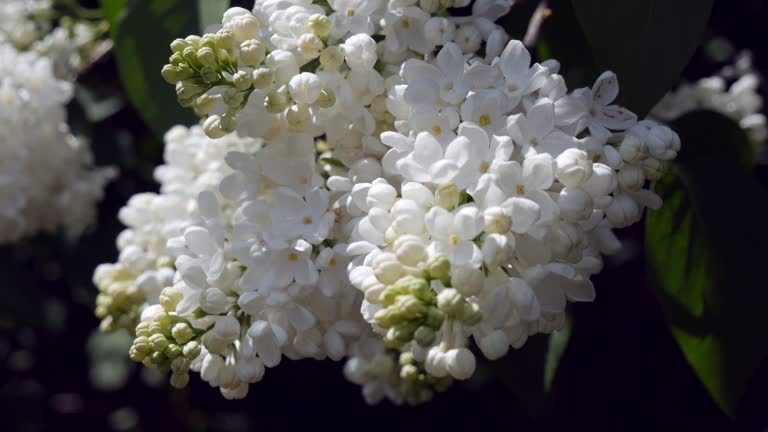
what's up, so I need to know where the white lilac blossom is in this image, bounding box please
[107,1,682,405]
[94,126,260,332]
[0,42,115,245]
[652,50,765,158]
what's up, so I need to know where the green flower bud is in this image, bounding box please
[400,364,420,382]
[159,287,182,312]
[184,35,202,47]
[203,115,227,139]
[183,341,201,360]
[171,357,191,373]
[437,288,463,315]
[169,52,184,66]
[316,88,336,108]
[170,38,188,53]
[200,33,217,49]
[161,65,179,84]
[171,323,194,344]
[435,182,460,210]
[170,372,190,389]
[142,356,157,368]
[399,351,415,366]
[199,66,220,83]
[165,344,182,359]
[197,46,217,67]
[414,326,436,346]
[424,307,445,329]
[265,90,289,113]
[220,113,237,133]
[194,94,218,115]
[426,255,451,282]
[148,333,169,353]
[232,71,253,91]
[155,314,171,333]
[222,88,244,107]
[457,302,482,326]
[129,347,147,362]
[182,46,199,65]
[373,307,397,328]
[216,29,235,50]
[395,295,424,319]
[150,351,166,364]
[135,321,151,338]
[133,336,150,354]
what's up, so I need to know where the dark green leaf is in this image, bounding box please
[100,0,230,137]
[572,0,713,117]
[646,110,768,417]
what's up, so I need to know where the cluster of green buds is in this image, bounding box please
[93,264,146,333]
[161,22,338,139]
[161,29,245,117]
[129,312,203,389]
[397,351,453,405]
[371,254,482,349]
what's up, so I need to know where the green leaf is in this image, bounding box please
[572,0,713,117]
[100,0,229,138]
[646,110,768,417]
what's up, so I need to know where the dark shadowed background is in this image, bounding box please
[1,0,767,431]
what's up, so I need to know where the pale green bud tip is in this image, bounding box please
[149,333,169,352]
[165,344,183,359]
[133,336,150,354]
[161,65,179,84]
[232,71,253,91]
[183,341,202,360]
[170,38,188,53]
[197,46,217,67]
[171,357,191,373]
[203,115,227,139]
[170,372,190,389]
[316,88,336,108]
[400,364,420,381]
[414,326,436,346]
[265,91,289,113]
[437,288,464,314]
[435,182,460,209]
[220,113,237,133]
[426,255,451,281]
[216,29,235,50]
[172,323,194,344]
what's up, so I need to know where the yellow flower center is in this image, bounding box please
[401,19,410,28]
[530,137,539,147]
[288,252,299,261]
[449,234,460,246]
[432,125,442,135]
[478,114,491,127]
[303,216,313,225]
[516,185,525,195]
[507,84,519,92]
[347,8,355,16]
[480,161,490,173]
[329,257,337,267]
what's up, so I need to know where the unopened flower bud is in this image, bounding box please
[285,103,311,130]
[149,333,169,353]
[414,326,436,346]
[159,286,182,312]
[556,148,593,187]
[619,134,645,163]
[183,341,202,359]
[170,38,188,53]
[436,183,460,209]
[426,255,451,282]
[265,90,289,113]
[252,68,274,89]
[216,29,235,50]
[451,267,484,297]
[373,253,405,285]
[445,347,476,380]
[171,323,194,344]
[558,188,594,222]
[298,33,324,60]
[232,70,253,91]
[319,46,344,69]
[197,47,217,67]
[393,235,427,266]
[203,115,227,139]
[161,65,179,84]
[228,14,260,43]
[170,372,190,389]
[316,88,336,108]
[618,165,645,191]
[194,94,218,115]
[308,14,331,39]
[483,206,511,233]
[437,288,463,314]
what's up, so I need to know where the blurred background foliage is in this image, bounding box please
[2,0,767,430]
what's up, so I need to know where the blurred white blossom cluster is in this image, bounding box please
[101,0,681,404]
[0,41,115,244]
[652,49,765,157]
[0,0,109,78]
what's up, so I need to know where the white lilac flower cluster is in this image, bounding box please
[110,1,680,404]
[94,126,260,332]
[0,0,108,78]
[652,50,765,157]
[0,42,115,244]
